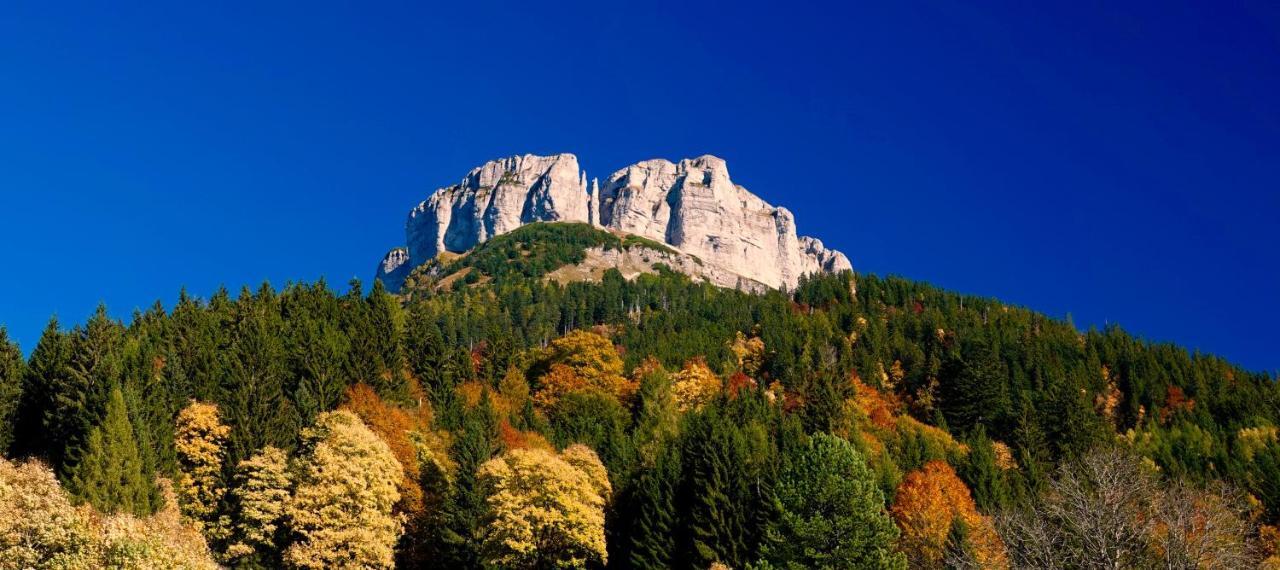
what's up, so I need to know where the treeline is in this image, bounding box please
[0,264,1278,568]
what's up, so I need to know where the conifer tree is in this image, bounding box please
[66,387,157,516]
[680,409,758,569]
[52,305,124,475]
[760,433,905,569]
[11,316,69,461]
[941,339,1011,434]
[625,446,681,570]
[222,285,299,467]
[960,427,1014,513]
[0,327,24,454]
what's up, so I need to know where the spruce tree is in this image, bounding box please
[11,316,69,460]
[625,447,681,569]
[66,386,157,515]
[222,284,299,466]
[959,426,1013,512]
[680,409,751,568]
[0,327,24,454]
[53,305,124,475]
[941,339,1011,434]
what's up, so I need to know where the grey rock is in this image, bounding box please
[375,247,411,293]
[380,153,851,292]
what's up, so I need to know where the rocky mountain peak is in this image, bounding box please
[380,153,851,293]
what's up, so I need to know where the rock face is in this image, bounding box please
[597,155,851,290]
[384,153,851,291]
[405,154,589,269]
[375,247,411,293]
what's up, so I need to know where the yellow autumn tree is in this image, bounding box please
[0,457,99,569]
[671,357,722,412]
[284,411,403,570]
[477,447,608,569]
[890,460,1007,569]
[560,444,612,504]
[224,446,290,565]
[0,457,217,570]
[729,331,765,377]
[98,479,220,570]
[174,400,229,532]
[532,330,635,409]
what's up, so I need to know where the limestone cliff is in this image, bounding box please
[382,153,851,292]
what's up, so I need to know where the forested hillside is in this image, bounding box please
[1,225,1278,568]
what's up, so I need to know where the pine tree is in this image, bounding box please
[0,327,24,454]
[66,387,157,516]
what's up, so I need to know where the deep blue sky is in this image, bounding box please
[1,1,1277,372]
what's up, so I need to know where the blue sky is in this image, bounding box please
[1,1,1277,372]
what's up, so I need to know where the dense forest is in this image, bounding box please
[2,223,1279,569]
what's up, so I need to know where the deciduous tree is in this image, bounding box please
[284,411,402,570]
[476,447,609,569]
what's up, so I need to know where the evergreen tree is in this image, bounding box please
[222,285,299,467]
[623,447,681,569]
[11,316,70,460]
[941,339,1011,435]
[679,408,769,569]
[760,433,905,569]
[959,427,1013,513]
[0,327,24,454]
[66,387,157,516]
[53,305,124,475]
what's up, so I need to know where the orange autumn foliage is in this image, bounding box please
[498,419,553,452]
[852,376,900,430]
[341,383,433,515]
[531,330,637,410]
[891,460,1008,569]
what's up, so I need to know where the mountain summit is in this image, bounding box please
[376,153,851,292]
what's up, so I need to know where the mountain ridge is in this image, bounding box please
[376,153,851,292]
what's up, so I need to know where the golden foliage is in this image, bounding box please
[852,376,901,430]
[560,444,612,503]
[284,411,403,570]
[224,446,290,564]
[0,457,99,569]
[992,441,1018,471]
[498,419,554,452]
[891,461,1007,569]
[97,479,219,570]
[0,458,217,570]
[342,383,433,515]
[477,447,609,569]
[173,401,229,528]
[1238,426,1279,462]
[671,357,722,412]
[533,364,592,411]
[532,330,636,410]
[729,331,765,377]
